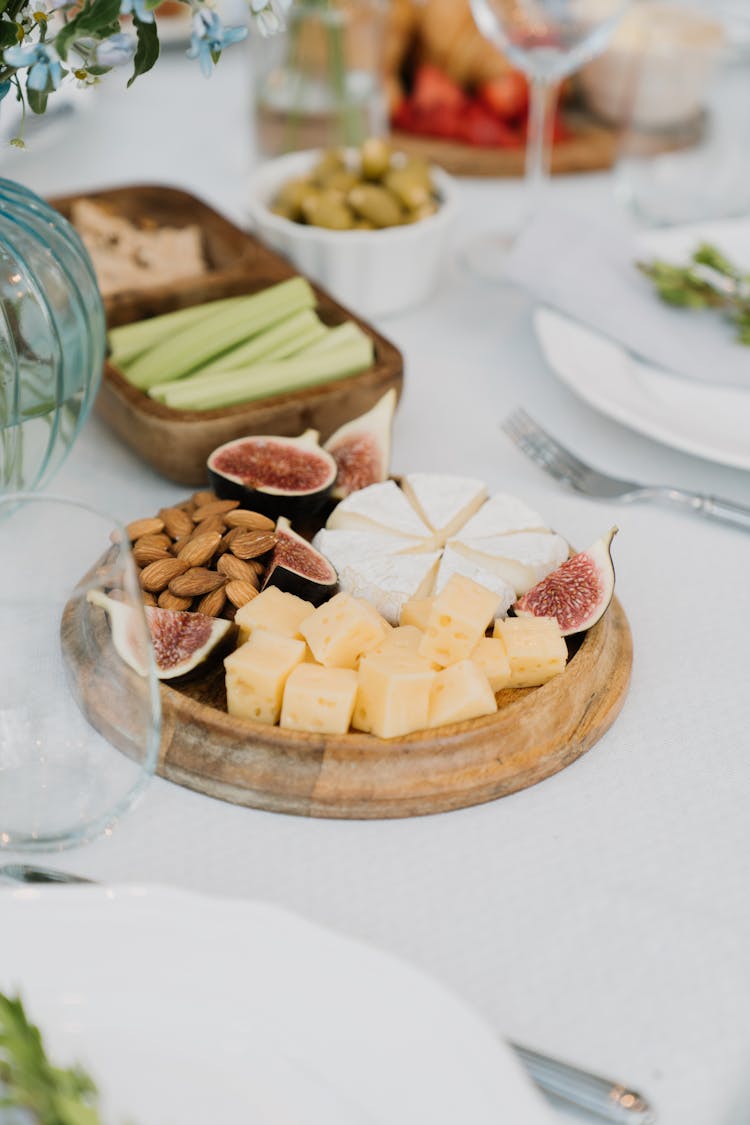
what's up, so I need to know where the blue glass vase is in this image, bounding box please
[0,178,105,492]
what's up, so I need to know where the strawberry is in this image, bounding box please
[410,64,468,113]
[460,102,523,148]
[477,72,529,122]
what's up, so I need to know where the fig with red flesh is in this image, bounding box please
[513,528,617,636]
[88,592,236,679]
[263,516,338,606]
[207,429,337,521]
[324,388,397,499]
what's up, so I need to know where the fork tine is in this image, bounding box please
[503,410,592,485]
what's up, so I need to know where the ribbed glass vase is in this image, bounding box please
[0,179,105,493]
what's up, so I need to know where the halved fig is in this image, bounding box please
[512,528,617,636]
[263,516,338,606]
[324,388,397,499]
[88,591,236,679]
[207,429,337,521]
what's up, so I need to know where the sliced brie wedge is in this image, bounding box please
[459,493,548,539]
[338,552,441,625]
[401,473,487,541]
[449,532,569,597]
[326,480,431,541]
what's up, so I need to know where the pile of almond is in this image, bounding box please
[126,491,276,620]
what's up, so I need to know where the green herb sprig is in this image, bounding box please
[0,992,104,1125]
[638,242,750,346]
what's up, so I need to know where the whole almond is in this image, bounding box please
[169,567,227,597]
[248,559,266,577]
[224,510,276,532]
[139,557,189,593]
[191,513,227,537]
[160,506,194,540]
[225,580,259,609]
[136,532,173,551]
[230,530,277,560]
[141,591,157,607]
[217,527,243,553]
[192,490,217,507]
[127,517,165,541]
[177,531,222,567]
[133,544,172,567]
[158,590,193,612]
[193,499,239,522]
[217,554,260,584]
[195,586,227,617]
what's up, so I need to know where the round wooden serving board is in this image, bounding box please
[63,596,632,820]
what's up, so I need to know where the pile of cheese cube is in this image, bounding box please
[224,571,568,741]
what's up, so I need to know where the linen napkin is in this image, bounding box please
[504,207,750,389]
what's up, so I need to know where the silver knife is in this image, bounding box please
[0,864,656,1123]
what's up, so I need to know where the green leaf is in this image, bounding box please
[128,15,159,86]
[27,87,47,114]
[0,20,19,47]
[55,0,122,58]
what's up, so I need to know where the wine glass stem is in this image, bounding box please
[525,77,560,221]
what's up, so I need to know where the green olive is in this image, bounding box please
[273,177,314,220]
[305,194,356,230]
[402,158,434,192]
[384,167,432,211]
[348,184,404,228]
[323,168,360,194]
[360,137,392,181]
[404,200,439,223]
[311,149,347,186]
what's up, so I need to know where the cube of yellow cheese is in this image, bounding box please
[429,660,497,728]
[280,664,358,735]
[369,624,424,659]
[493,615,567,687]
[235,586,315,646]
[224,630,306,724]
[299,592,390,669]
[470,636,511,692]
[353,650,436,739]
[399,597,434,632]
[418,574,499,668]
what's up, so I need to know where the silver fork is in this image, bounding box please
[503,409,750,533]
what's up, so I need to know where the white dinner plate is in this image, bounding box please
[2,885,555,1125]
[534,306,750,472]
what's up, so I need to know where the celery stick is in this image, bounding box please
[300,321,371,356]
[124,278,316,391]
[191,309,323,376]
[261,321,328,360]
[153,336,374,411]
[109,296,249,369]
[147,320,328,402]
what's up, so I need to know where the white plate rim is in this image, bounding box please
[534,305,750,472]
[2,883,555,1125]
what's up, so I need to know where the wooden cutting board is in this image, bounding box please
[392,113,618,177]
[62,595,632,820]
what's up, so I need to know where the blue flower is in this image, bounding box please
[95,32,136,67]
[187,9,247,77]
[3,43,62,92]
[0,81,10,102]
[120,0,154,24]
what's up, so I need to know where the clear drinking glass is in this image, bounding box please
[0,495,161,851]
[467,0,631,277]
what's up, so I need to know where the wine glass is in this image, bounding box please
[0,495,161,851]
[467,0,631,278]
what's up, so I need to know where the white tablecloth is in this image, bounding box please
[4,47,750,1125]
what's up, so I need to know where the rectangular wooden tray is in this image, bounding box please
[52,185,404,486]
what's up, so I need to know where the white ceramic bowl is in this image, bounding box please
[580,3,725,129]
[247,150,459,319]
